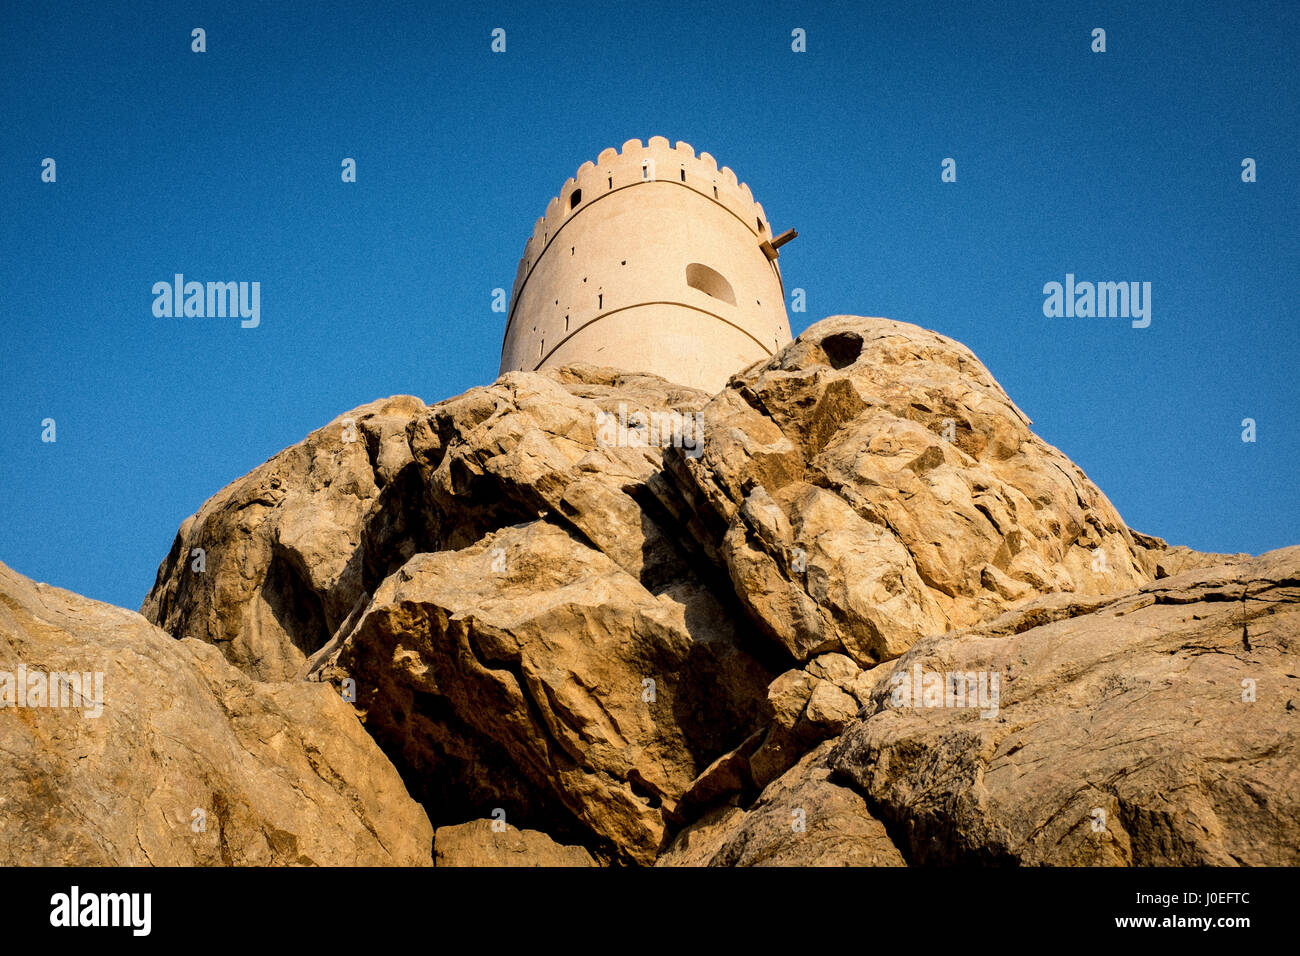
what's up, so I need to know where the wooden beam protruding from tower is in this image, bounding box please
[760,228,798,261]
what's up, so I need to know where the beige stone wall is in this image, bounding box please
[500,137,793,393]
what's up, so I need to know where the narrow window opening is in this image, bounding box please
[712,184,718,198]
[598,293,603,309]
[641,162,650,181]
[685,263,736,306]
[757,217,764,233]
[570,189,582,209]
[565,315,569,331]
[608,175,613,188]
[680,168,686,182]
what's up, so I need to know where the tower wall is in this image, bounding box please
[500,137,793,393]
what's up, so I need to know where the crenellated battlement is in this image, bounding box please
[500,136,793,392]
[508,137,772,306]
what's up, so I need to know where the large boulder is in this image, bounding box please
[309,520,772,865]
[830,547,1300,865]
[402,365,718,599]
[142,370,719,682]
[0,560,432,866]
[664,316,1152,667]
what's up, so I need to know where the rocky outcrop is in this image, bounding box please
[123,314,1294,867]
[144,365,779,864]
[654,548,1300,867]
[663,316,1151,668]
[0,560,432,866]
[141,371,719,684]
[831,546,1300,865]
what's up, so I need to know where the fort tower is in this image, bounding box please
[500,137,796,393]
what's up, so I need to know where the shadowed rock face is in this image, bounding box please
[0,560,432,866]
[309,521,771,865]
[657,741,907,867]
[121,315,1297,867]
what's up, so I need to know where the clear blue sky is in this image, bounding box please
[2,1,1296,610]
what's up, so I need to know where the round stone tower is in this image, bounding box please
[499,137,796,393]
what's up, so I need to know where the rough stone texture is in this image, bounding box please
[659,742,906,867]
[142,371,724,684]
[405,365,714,595]
[831,547,1300,865]
[747,656,880,791]
[309,520,771,865]
[125,314,1291,868]
[142,395,434,681]
[654,804,748,867]
[435,819,597,867]
[143,366,780,865]
[665,316,1152,667]
[0,560,432,866]
[1129,529,1251,580]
